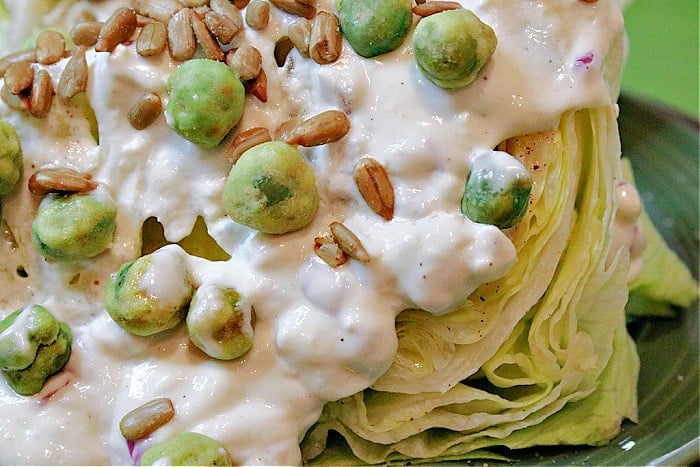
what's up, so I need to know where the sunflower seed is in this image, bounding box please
[203,10,241,44]
[95,7,138,52]
[329,222,370,262]
[269,0,316,19]
[209,0,244,30]
[127,92,162,130]
[228,44,262,80]
[245,67,267,102]
[57,46,88,101]
[28,168,97,195]
[180,0,208,6]
[0,50,36,78]
[309,11,341,64]
[233,0,250,7]
[288,19,311,57]
[226,127,271,163]
[245,0,270,30]
[284,109,350,147]
[0,84,29,111]
[412,1,462,17]
[190,9,224,61]
[136,21,167,56]
[119,398,175,441]
[314,235,348,267]
[168,8,196,61]
[353,157,394,221]
[136,0,182,22]
[36,30,66,65]
[29,69,54,118]
[70,21,104,47]
[3,62,34,95]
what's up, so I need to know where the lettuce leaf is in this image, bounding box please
[302,107,640,464]
[622,158,699,312]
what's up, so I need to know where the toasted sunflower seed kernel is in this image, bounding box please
[57,47,88,101]
[353,157,394,220]
[245,67,268,102]
[273,36,294,67]
[284,109,349,147]
[168,8,196,61]
[0,50,36,78]
[137,21,167,56]
[189,10,224,61]
[412,1,462,17]
[309,11,342,64]
[0,84,29,111]
[28,168,97,195]
[4,62,34,95]
[128,92,162,130]
[135,0,182,22]
[288,19,311,57]
[314,236,347,267]
[180,0,208,6]
[269,0,316,19]
[233,0,250,7]
[228,44,262,81]
[70,21,103,47]
[35,30,66,65]
[209,0,244,29]
[203,10,241,44]
[29,69,54,118]
[329,222,370,262]
[415,0,427,4]
[95,7,138,52]
[119,398,175,441]
[246,0,270,30]
[226,127,272,163]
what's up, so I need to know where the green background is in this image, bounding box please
[621,0,699,118]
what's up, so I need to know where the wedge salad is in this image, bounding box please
[0,0,697,465]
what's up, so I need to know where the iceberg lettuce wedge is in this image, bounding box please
[302,107,641,464]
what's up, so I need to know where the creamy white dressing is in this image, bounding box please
[0,0,628,464]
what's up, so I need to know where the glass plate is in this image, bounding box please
[490,95,700,466]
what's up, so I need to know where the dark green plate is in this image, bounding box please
[476,95,699,466]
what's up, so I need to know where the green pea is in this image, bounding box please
[166,59,245,148]
[187,284,253,361]
[31,187,117,262]
[140,432,233,466]
[461,151,532,229]
[0,120,22,196]
[222,141,319,234]
[412,8,497,89]
[0,305,60,371]
[337,0,412,58]
[104,246,194,336]
[3,321,72,396]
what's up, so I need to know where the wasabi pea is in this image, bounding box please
[166,59,245,148]
[140,432,233,466]
[0,120,22,196]
[338,0,412,58]
[0,305,59,371]
[222,141,319,234]
[31,186,117,262]
[0,305,72,396]
[461,150,532,229]
[412,9,497,89]
[187,284,253,360]
[104,246,194,336]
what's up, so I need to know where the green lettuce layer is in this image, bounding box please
[302,107,641,464]
[623,159,698,313]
